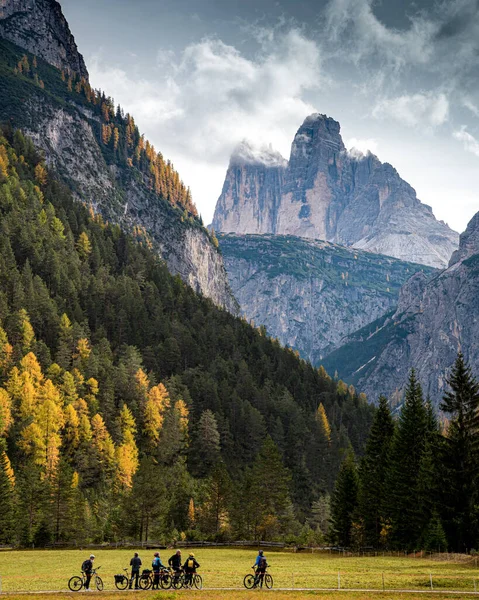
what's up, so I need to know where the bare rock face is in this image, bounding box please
[219,233,435,363]
[0,0,88,79]
[212,114,459,269]
[322,210,479,407]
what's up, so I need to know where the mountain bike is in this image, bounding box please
[170,569,185,589]
[114,568,129,590]
[183,573,203,589]
[68,567,103,591]
[244,567,273,589]
[138,567,172,590]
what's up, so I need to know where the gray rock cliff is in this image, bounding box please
[219,233,435,364]
[322,210,479,407]
[212,114,459,269]
[0,0,88,79]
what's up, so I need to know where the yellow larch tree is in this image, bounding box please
[315,402,331,443]
[142,383,170,446]
[0,388,13,436]
[115,404,139,490]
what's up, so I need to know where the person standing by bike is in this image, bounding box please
[152,552,165,589]
[252,550,267,587]
[129,552,142,589]
[168,550,182,572]
[183,553,200,587]
[81,554,95,591]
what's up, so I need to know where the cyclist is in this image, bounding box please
[252,550,267,587]
[168,550,183,586]
[129,552,142,589]
[81,554,95,591]
[183,553,200,587]
[152,551,166,590]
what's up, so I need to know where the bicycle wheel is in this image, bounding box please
[68,576,84,592]
[172,574,184,589]
[243,574,255,589]
[160,574,172,590]
[139,574,152,590]
[193,574,203,590]
[95,575,104,591]
[264,574,273,589]
[115,576,129,591]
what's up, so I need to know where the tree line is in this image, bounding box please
[0,129,375,546]
[330,358,479,553]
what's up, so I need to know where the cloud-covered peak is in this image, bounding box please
[230,140,287,168]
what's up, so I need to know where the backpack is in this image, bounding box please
[82,560,90,572]
[258,557,267,569]
[187,559,194,569]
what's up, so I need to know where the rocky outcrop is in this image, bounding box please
[212,141,286,235]
[322,211,479,407]
[0,0,88,79]
[219,233,435,363]
[212,114,459,269]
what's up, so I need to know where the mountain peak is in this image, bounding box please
[449,211,479,267]
[0,0,88,79]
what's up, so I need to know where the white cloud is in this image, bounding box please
[372,92,449,128]
[89,28,322,221]
[346,137,378,157]
[453,126,479,157]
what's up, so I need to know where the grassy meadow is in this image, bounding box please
[0,548,478,595]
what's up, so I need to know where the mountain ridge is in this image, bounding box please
[212,113,459,269]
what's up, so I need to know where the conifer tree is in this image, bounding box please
[440,353,479,551]
[358,395,395,546]
[330,451,358,547]
[384,369,428,549]
[0,445,16,543]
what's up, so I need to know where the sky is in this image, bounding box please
[60,0,479,233]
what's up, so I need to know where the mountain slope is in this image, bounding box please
[219,233,436,364]
[0,5,236,311]
[0,129,375,543]
[212,114,459,269]
[0,0,88,79]
[322,212,479,406]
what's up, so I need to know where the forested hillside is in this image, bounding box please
[0,130,374,545]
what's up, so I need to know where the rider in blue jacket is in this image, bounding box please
[152,552,165,589]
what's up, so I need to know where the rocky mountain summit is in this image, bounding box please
[0,2,237,312]
[212,114,459,268]
[0,0,88,78]
[219,233,435,364]
[322,210,479,406]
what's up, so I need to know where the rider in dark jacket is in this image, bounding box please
[168,550,182,572]
[129,553,142,589]
[183,553,200,586]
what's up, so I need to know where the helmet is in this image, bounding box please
[90,555,95,559]
[154,552,159,557]
[259,550,264,556]
[189,553,194,557]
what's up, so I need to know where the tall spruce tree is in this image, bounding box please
[384,369,428,549]
[358,395,395,546]
[440,353,479,551]
[330,451,358,547]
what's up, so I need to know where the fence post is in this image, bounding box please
[473,577,476,592]
[430,574,433,590]
[338,571,341,590]
[291,573,294,590]
[382,573,385,591]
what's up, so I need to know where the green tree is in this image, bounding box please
[358,395,395,546]
[330,451,358,547]
[440,353,479,552]
[384,370,428,549]
[0,445,16,543]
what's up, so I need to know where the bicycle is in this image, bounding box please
[139,567,172,590]
[69,567,103,591]
[170,569,185,589]
[113,568,129,591]
[183,572,203,590]
[244,566,273,589]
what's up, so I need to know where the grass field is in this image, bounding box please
[0,548,478,595]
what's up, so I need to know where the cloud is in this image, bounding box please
[89,28,322,220]
[372,92,449,127]
[453,126,479,157]
[346,137,379,157]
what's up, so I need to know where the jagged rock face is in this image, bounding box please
[219,233,435,363]
[213,141,286,234]
[322,210,479,407]
[212,114,459,268]
[0,0,88,79]
[20,95,238,312]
